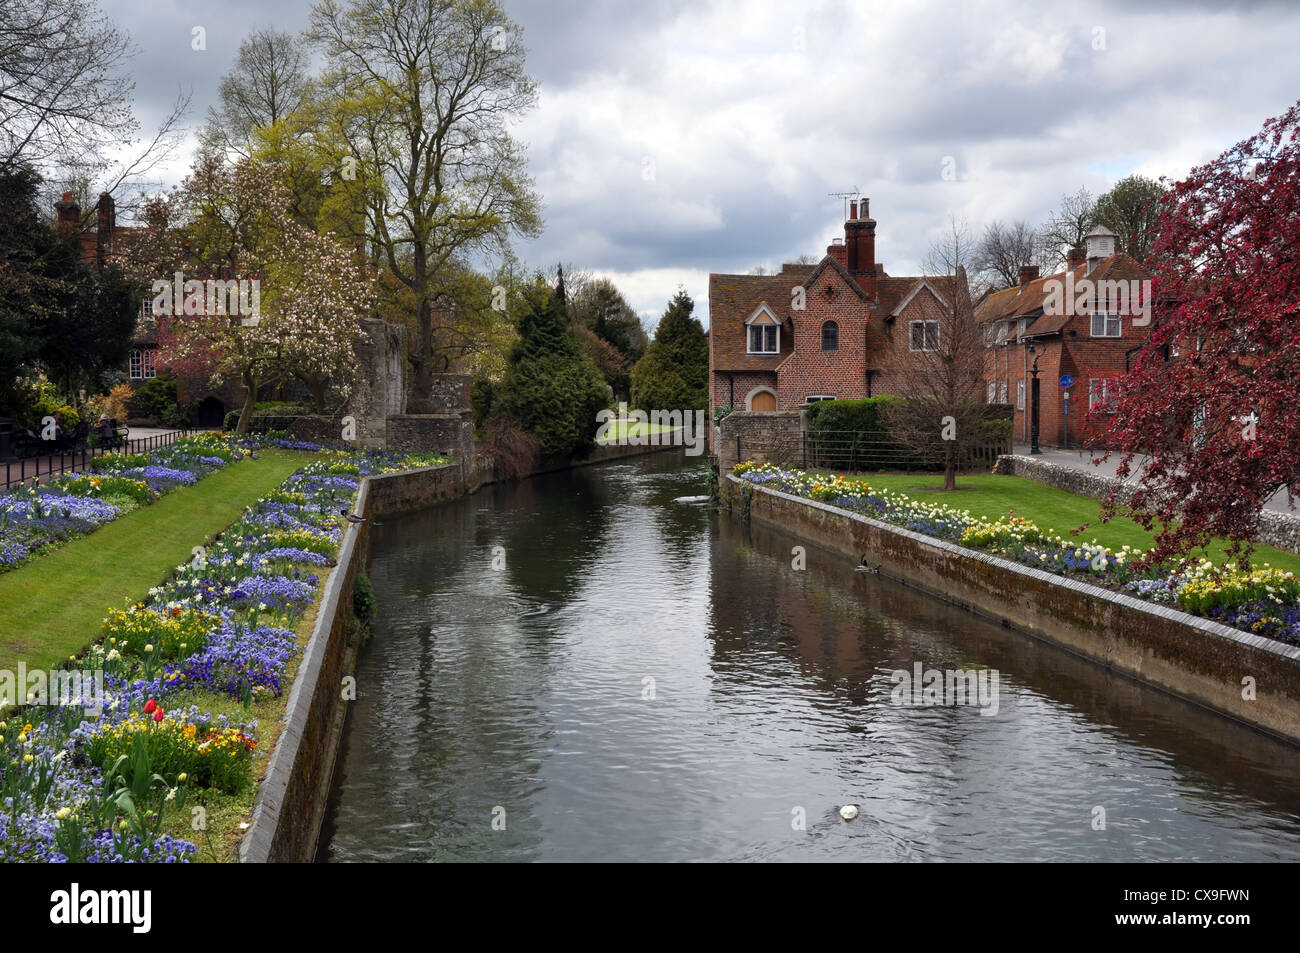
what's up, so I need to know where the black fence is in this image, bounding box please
[1,429,194,491]
[800,430,1012,473]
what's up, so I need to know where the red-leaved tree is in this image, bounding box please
[1097,101,1300,564]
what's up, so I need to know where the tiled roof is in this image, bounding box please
[709,267,814,372]
[975,254,1151,336]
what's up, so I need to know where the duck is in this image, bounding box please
[340,508,368,524]
[855,555,880,574]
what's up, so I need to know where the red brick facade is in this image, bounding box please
[709,200,958,414]
[977,231,1152,448]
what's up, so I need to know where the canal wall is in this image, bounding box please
[243,446,681,861]
[724,473,1300,746]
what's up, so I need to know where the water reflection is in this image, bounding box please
[321,453,1300,862]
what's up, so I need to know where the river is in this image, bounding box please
[320,452,1300,862]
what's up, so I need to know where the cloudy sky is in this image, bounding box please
[104,0,1300,328]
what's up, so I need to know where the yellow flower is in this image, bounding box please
[22,753,33,763]
[56,807,71,821]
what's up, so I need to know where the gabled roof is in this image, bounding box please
[975,253,1151,337]
[793,254,872,302]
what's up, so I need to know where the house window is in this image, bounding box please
[129,349,142,380]
[1089,377,1117,410]
[1017,380,1026,411]
[999,381,1008,404]
[987,381,996,403]
[805,395,835,404]
[909,319,940,351]
[141,349,156,379]
[748,324,779,354]
[821,321,839,351]
[1090,312,1121,337]
[1018,318,1031,338]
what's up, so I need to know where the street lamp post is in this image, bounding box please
[1028,343,1041,454]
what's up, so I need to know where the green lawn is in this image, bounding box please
[599,420,676,440]
[0,450,316,672]
[831,471,1300,574]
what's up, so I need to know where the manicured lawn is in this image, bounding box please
[0,450,316,673]
[831,471,1300,574]
[599,420,676,440]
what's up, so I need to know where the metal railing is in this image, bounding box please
[1,429,194,491]
[802,430,1010,472]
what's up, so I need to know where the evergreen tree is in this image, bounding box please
[630,289,709,411]
[493,278,609,461]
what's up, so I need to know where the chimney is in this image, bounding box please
[55,192,79,236]
[1084,225,1116,274]
[1018,265,1039,288]
[96,192,115,268]
[1066,246,1085,273]
[844,196,877,298]
[849,199,858,220]
[827,238,847,266]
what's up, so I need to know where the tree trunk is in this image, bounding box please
[944,440,956,491]
[235,370,257,435]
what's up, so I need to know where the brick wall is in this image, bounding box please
[717,410,804,469]
[776,267,871,407]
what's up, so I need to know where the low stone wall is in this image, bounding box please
[994,454,1300,555]
[724,473,1300,745]
[716,411,803,470]
[239,478,372,863]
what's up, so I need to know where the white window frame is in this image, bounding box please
[129,349,142,380]
[998,381,1008,404]
[1090,312,1121,337]
[1088,377,1117,410]
[141,349,157,379]
[987,381,996,403]
[747,322,779,354]
[804,395,835,404]
[909,319,940,352]
[1016,380,1026,411]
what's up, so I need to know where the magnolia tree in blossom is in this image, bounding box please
[1096,101,1300,563]
[148,156,373,432]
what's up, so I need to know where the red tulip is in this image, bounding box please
[153,708,165,722]
[144,699,157,714]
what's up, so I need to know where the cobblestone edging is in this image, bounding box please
[993,454,1300,555]
[725,473,1300,746]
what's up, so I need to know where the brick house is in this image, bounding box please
[977,226,1152,449]
[708,199,961,414]
[52,191,241,427]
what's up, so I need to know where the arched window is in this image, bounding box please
[821,320,839,350]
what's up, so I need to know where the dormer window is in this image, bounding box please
[745,304,781,354]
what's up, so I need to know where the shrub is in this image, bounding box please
[128,375,178,422]
[223,408,243,431]
[482,417,540,480]
[353,573,375,624]
[804,395,903,434]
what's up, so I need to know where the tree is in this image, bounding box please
[972,219,1043,290]
[307,0,542,408]
[567,276,647,400]
[1093,174,1167,264]
[0,0,132,174]
[882,218,988,491]
[203,29,310,160]
[491,273,608,461]
[0,166,53,394]
[150,156,372,430]
[1096,101,1300,564]
[630,289,709,412]
[1039,187,1097,269]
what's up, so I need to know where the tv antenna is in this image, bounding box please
[829,189,862,221]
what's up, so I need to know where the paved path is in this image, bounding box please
[1012,443,1297,515]
[1,427,209,489]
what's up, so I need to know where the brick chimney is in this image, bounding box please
[844,197,877,298]
[826,238,847,267]
[96,192,115,268]
[55,192,79,236]
[1065,246,1085,273]
[1018,264,1039,288]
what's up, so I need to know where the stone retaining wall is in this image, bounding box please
[994,454,1300,555]
[725,473,1300,745]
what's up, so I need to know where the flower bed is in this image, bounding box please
[0,445,448,862]
[732,462,1300,647]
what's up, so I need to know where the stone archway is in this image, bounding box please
[196,394,226,429]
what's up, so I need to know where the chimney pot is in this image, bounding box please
[849,199,857,220]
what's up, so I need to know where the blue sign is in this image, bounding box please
[1059,375,1074,388]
